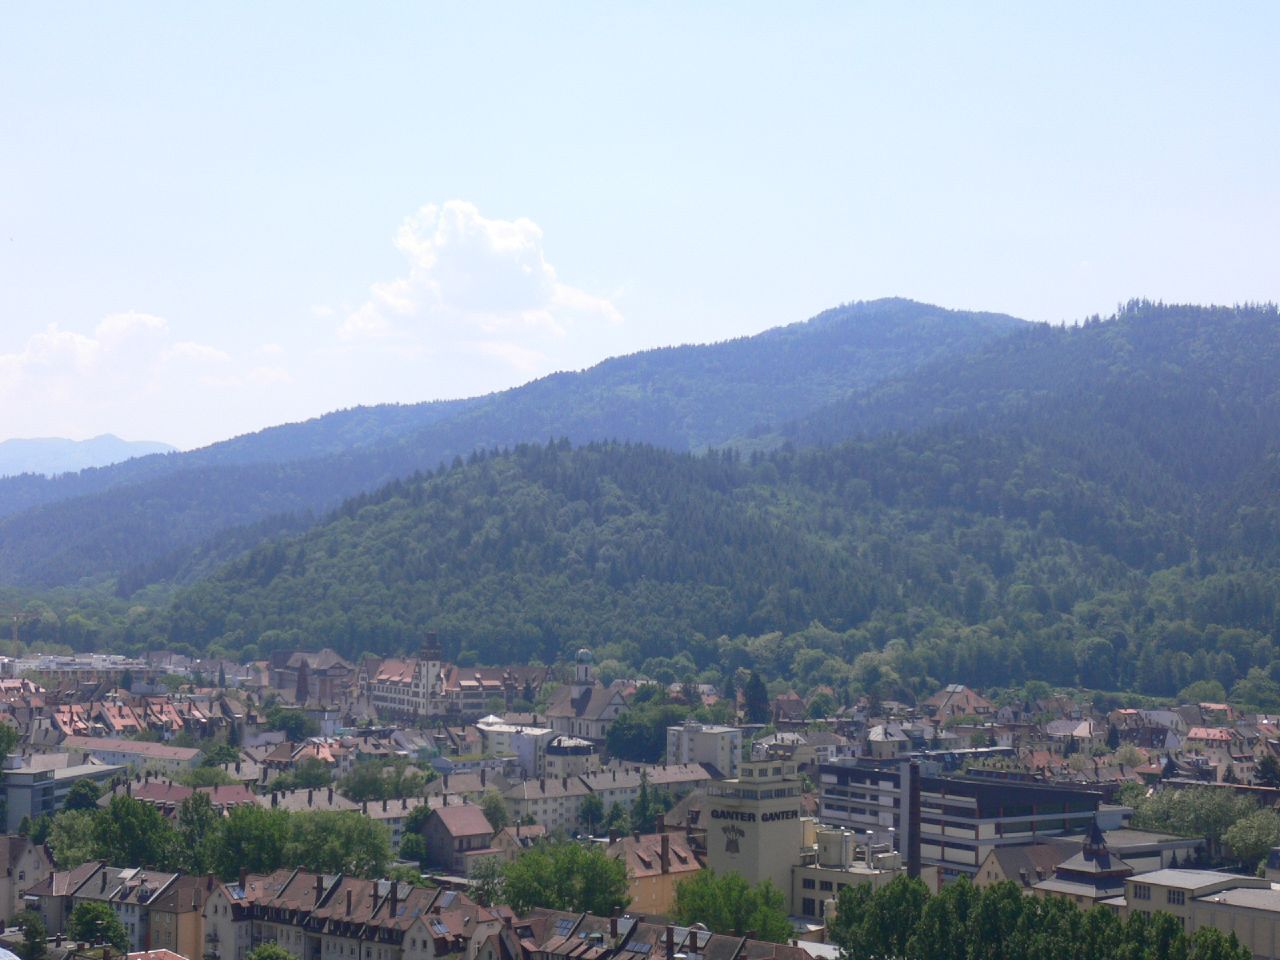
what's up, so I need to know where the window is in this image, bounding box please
[802,879,815,890]
[801,898,816,917]
[1167,890,1185,906]
[1132,884,1151,901]
[819,881,833,892]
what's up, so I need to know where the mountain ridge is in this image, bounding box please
[0,434,176,478]
[0,298,1023,588]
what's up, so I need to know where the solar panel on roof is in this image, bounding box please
[555,918,576,936]
[629,944,652,954]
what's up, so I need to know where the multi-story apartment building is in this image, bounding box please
[666,720,742,778]
[202,870,501,960]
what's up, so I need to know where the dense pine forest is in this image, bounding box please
[3,300,1280,707]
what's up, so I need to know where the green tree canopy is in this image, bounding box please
[743,672,770,724]
[61,778,102,812]
[246,945,295,960]
[1128,785,1256,852]
[16,909,47,960]
[68,901,129,951]
[209,804,291,881]
[481,790,510,831]
[285,810,392,878]
[1223,808,1280,871]
[501,842,629,916]
[673,871,791,943]
[91,794,177,868]
[47,809,97,868]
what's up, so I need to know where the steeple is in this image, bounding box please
[573,648,594,698]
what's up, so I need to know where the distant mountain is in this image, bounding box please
[0,299,1023,589]
[137,301,1280,704]
[0,435,176,478]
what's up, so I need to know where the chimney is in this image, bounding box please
[101,872,108,892]
[315,875,323,900]
[239,868,247,888]
[363,801,369,815]
[347,889,353,915]
[609,829,621,844]
[480,769,486,786]
[443,773,450,790]
[660,834,670,874]
[328,788,334,803]
[609,917,618,939]
[656,814,665,834]
[235,761,241,774]
[390,882,399,915]
[271,791,278,807]
[665,925,675,959]
[382,799,388,812]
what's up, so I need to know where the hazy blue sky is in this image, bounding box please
[2,3,1276,449]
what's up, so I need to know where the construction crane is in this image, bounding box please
[1,609,41,649]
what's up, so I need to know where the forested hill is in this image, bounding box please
[782,301,1280,517]
[10,300,1280,705]
[155,422,1280,703]
[0,299,1021,589]
[127,300,1280,705]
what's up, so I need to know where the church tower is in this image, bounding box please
[572,648,594,699]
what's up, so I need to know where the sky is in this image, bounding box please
[2,4,1277,450]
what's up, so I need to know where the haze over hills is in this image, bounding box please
[0,435,176,478]
[7,299,1278,708]
[135,301,1279,705]
[0,299,1023,589]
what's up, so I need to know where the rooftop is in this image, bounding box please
[1198,886,1280,912]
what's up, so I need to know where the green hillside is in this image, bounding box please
[0,299,1020,589]
[11,300,1280,708]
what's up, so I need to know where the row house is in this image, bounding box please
[262,736,398,779]
[102,779,258,816]
[48,698,220,742]
[0,835,55,923]
[257,788,444,855]
[517,910,811,960]
[503,764,714,834]
[27,863,186,952]
[202,870,501,960]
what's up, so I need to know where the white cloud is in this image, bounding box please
[339,201,622,360]
[0,315,291,448]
